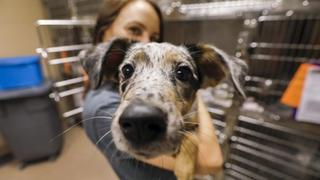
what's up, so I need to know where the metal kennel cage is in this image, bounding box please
[220,8,320,180]
[36,19,95,121]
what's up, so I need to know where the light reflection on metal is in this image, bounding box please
[166,0,282,18]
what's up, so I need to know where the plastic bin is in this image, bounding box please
[0,81,62,165]
[0,56,43,90]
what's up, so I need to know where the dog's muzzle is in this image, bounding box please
[119,100,167,147]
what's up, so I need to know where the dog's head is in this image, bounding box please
[80,38,247,158]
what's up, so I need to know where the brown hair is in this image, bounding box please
[93,0,164,44]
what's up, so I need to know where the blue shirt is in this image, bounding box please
[82,82,176,180]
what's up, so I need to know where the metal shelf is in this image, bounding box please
[37,43,91,54]
[54,77,85,88]
[229,154,298,180]
[58,87,84,98]
[49,56,80,65]
[249,42,320,50]
[63,107,83,118]
[36,19,95,26]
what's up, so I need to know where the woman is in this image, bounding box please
[82,0,223,179]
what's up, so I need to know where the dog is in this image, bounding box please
[80,38,247,180]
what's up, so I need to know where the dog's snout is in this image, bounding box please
[119,101,167,147]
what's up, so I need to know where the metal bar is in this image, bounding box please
[225,163,267,180]
[250,54,307,62]
[49,56,79,65]
[58,87,84,98]
[179,0,276,13]
[258,15,320,22]
[229,154,298,180]
[180,0,276,10]
[63,107,83,118]
[207,107,226,116]
[252,20,266,76]
[273,16,289,81]
[244,86,283,96]
[54,77,84,88]
[245,75,289,85]
[224,174,238,180]
[239,115,320,141]
[310,17,320,57]
[231,136,297,162]
[250,42,320,50]
[36,24,45,49]
[36,44,91,53]
[232,144,319,176]
[36,19,95,26]
[215,129,222,136]
[286,16,305,79]
[298,16,314,57]
[225,170,252,180]
[213,119,226,127]
[235,126,299,150]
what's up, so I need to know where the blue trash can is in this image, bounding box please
[0,56,44,90]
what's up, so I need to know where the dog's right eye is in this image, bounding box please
[176,66,192,82]
[122,64,134,79]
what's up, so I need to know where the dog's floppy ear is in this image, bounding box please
[185,44,248,98]
[79,38,133,89]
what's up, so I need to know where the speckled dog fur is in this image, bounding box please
[80,38,247,160]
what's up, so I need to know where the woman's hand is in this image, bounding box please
[140,91,224,175]
[195,90,223,174]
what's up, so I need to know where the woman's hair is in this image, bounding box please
[93,0,164,44]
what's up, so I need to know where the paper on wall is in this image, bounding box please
[296,66,320,124]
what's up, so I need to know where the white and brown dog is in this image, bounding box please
[80,38,247,180]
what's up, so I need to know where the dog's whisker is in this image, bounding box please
[181,129,201,136]
[182,111,198,119]
[108,147,120,165]
[50,116,111,142]
[97,125,111,132]
[96,130,112,145]
[80,116,112,125]
[178,130,184,135]
[183,122,199,125]
[104,49,127,55]
[99,110,115,118]
[189,50,203,56]
[180,130,214,142]
[103,139,114,152]
[84,116,112,122]
[100,139,115,161]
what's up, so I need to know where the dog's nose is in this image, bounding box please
[119,101,167,146]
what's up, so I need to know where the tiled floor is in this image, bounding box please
[0,127,118,180]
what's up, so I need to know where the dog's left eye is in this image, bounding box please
[122,64,134,79]
[176,66,192,82]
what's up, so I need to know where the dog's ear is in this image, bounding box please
[185,44,248,98]
[79,38,133,89]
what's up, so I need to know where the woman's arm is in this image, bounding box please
[139,91,223,175]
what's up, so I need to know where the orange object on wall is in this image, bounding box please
[61,52,72,75]
[281,63,315,108]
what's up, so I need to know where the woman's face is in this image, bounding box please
[103,1,160,43]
